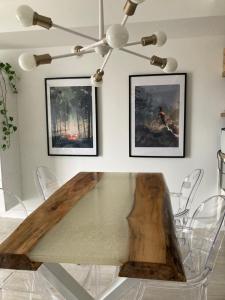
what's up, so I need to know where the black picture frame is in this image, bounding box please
[129,73,187,158]
[45,77,98,156]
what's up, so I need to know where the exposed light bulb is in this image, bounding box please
[91,75,103,87]
[16,5,52,29]
[106,24,129,49]
[16,5,34,27]
[130,0,146,4]
[163,58,178,73]
[155,31,167,47]
[18,53,37,71]
[141,32,167,47]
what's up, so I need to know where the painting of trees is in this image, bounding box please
[50,85,93,148]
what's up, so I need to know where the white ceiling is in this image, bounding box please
[0,0,225,32]
[1,16,225,50]
[0,0,225,49]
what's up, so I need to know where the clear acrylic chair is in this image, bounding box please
[171,169,204,226]
[35,166,104,298]
[0,189,62,299]
[35,166,60,201]
[122,195,225,300]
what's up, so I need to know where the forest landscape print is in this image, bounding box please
[46,78,97,156]
[130,74,186,157]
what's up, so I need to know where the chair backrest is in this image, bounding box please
[179,169,204,211]
[188,195,225,275]
[2,189,28,217]
[0,189,28,242]
[35,166,60,201]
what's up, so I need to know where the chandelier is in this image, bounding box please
[16,0,178,87]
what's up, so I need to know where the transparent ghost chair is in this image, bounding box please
[0,189,62,299]
[35,166,105,298]
[171,169,204,226]
[121,195,225,300]
[35,166,60,201]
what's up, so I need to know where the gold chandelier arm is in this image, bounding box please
[120,48,150,61]
[53,23,99,42]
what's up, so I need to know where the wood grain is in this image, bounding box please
[119,173,186,282]
[0,172,103,270]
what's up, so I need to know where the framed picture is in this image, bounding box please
[45,77,98,156]
[129,73,186,158]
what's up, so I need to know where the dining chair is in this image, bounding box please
[35,166,60,201]
[35,166,104,298]
[123,195,225,300]
[0,189,61,299]
[171,169,204,226]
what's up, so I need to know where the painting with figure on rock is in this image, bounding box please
[135,84,180,148]
[45,77,98,156]
[130,74,186,157]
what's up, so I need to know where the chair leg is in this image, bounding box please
[93,265,101,298]
[134,281,145,300]
[112,266,120,283]
[83,266,94,288]
[201,283,208,300]
[0,271,14,289]
[83,265,101,298]
[35,270,63,299]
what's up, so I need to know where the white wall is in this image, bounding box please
[1,33,225,209]
[0,58,22,210]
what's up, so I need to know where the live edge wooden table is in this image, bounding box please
[0,173,186,300]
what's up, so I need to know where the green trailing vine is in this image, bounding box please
[0,62,18,150]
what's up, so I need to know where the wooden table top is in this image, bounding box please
[0,172,186,282]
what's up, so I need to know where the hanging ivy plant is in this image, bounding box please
[0,62,18,150]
